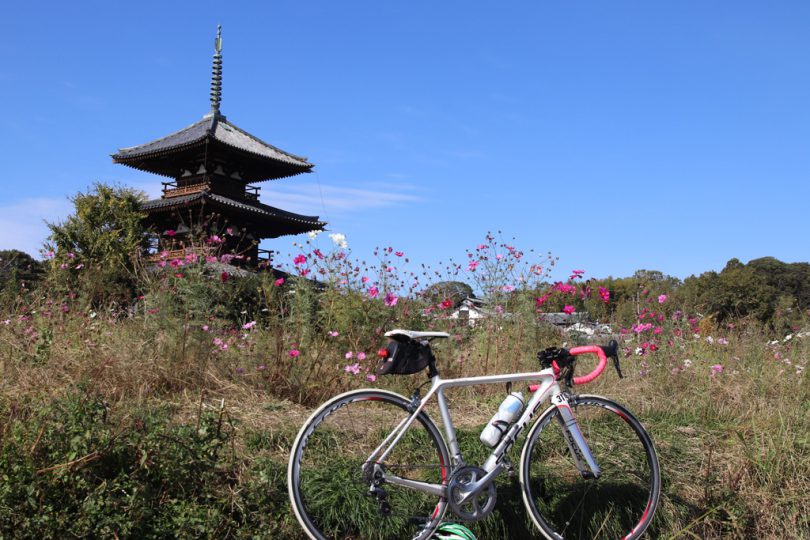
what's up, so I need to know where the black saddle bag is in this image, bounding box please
[377,339,435,376]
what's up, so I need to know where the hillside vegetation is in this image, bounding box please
[0,185,808,538]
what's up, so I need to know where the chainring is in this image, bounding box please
[446,465,497,521]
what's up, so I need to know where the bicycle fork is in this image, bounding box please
[551,393,601,479]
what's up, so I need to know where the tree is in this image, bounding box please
[422,281,474,308]
[45,183,149,306]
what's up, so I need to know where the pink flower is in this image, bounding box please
[242,321,257,330]
[395,251,404,257]
[710,364,724,377]
[658,294,667,304]
[384,292,398,306]
[366,374,377,382]
[653,326,663,335]
[477,244,488,250]
[226,227,234,235]
[274,277,285,287]
[289,349,301,358]
[368,286,379,299]
[569,269,585,280]
[328,331,339,337]
[563,305,575,315]
[75,264,84,270]
[221,272,229,282]
[205,255,217,263]
[440,298,454,310]
[165,229,176,237]
[502,285,515,292]
[535,293,550,307]
[345,351,354,359]
[598,287,610,303]
[293,254,307,266]
[357,352,367,361]
[202,325,210,332]
[207,235,223,245]
[361,276,370,283]
[468,261,479,271]
[344,363,361,375]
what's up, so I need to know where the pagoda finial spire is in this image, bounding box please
[210,25,223,115]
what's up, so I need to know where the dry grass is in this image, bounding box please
[1,308,808,539]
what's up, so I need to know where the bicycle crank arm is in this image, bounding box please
[381,473,446,498]
[456,464,503,505]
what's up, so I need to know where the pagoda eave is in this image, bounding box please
[141,191,324,238]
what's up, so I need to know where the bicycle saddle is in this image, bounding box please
[385,329,450,341]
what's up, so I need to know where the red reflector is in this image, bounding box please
[377,348,389,358]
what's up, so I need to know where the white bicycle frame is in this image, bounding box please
[367,367,602,501]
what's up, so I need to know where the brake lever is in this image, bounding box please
[612,354,624,379]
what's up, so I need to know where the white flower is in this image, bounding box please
[307,230,321,240]
[705,336,714,344]
[683,358,693,368]
[328,233,348,249]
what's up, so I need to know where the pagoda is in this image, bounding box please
[112,26,324,266]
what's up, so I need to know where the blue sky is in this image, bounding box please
[2,1,808,280]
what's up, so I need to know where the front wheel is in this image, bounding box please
[519,395,661,539]
[288,389,450,540]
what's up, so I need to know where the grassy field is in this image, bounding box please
[0,300,807,539]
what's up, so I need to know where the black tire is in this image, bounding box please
[288,389,450,540]
[519,395,661,539]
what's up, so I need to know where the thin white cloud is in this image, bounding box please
[262,182,422,215]
[0,197,73,257]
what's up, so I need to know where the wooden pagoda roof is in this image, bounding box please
[112,113,314,183]
[141,191,324,238]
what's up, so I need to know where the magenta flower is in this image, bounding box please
[563,305,576,315]
[366,374,377,382]
[274,277,285,287]
[384,292,398,306]
[293,254,307,266]
[165,229,176,237]
[368,286,379,299]
[361,276,370,283]
[598,286,610,303]
[344,363,361,375]
[710,364,723,377]
[468,261,479,271]
[289,349,301,358]
[395,251,404,257]
[658,294,667,304]
[535,293,550,307]
[242,321,257,330]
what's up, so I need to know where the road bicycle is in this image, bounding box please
[288,329,661,539]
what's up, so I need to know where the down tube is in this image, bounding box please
[484,378,558,472]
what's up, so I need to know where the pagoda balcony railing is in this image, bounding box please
[162,182,210,199]
[144,247,212,264]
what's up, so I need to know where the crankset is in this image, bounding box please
[446,465,497,521]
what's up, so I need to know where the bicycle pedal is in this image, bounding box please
[378,501,392,517]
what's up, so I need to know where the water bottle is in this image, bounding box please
[480,392,525,447]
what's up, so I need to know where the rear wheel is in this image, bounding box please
[520,395,660,539]
[288,389,450,540]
